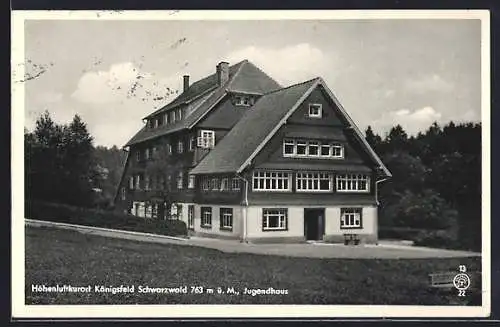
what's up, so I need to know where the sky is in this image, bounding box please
[21,14,482,148]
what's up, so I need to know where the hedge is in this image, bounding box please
[25,201,187,237]
[378,227,425,240]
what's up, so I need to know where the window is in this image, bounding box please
[235,95,251,106]
[283,139,295,155]
[189,136,195,151]
[188,175,195,189]
[308,103,322,118]
[120,187,126,200]
[211,178,219,191]
[160,175,166,190]
[148,120,154,129]
[178,141,184,154]
[308,141,319,156]
[136,150,141,162]
[262,208,288,231]
[154,119,159,128]
[198,130,215,148]
[169,111,175,123]
[177,108,183,121]
[220,178,229,191]
[152,146,157,158]
[340,208,362,229]
[202,177,210,191]
[296,172,333,192]
[145,148,151,160]
[129,176,134,190]
[167,143,173,155]
[150,175,157,190]
[164,113,169,125]
[135,175,141,189]
[220,208,233,230]
[283,139,344,159]
[201,207,212,228]
[252,171,291,192]
[177,171,183,189]
[144,175,150,190]
[336,174,370,192]
[167,174,172,191]
[188,205,195,229]
[152,204,158,219]
[231,178,240,191]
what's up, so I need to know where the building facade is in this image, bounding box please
[114,60,391,244]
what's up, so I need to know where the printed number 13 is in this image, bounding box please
[459,265,467,272]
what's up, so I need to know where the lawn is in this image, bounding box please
[25,226,482,305]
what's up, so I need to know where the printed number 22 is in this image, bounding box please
[458,290,466,297]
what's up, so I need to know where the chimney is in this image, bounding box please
[183,75,190,92]
[216,61,230,86]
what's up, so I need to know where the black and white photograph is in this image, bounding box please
[12,10,491,318]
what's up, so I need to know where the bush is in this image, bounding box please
[25,201,187,237]
[378,227,424,240]
[412,230,458,249]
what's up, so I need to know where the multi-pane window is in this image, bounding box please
[198,130,215,148]
[178,141,184,154]
[211,178,219,191]
[340,208,362,228]
[189,137,196,151]
[220,208,233,230]
[336,174,370,192]
[296,172,333,192]
[262,208,288,231]
[252,171,291,191]
[308,103,322,118]
[177,171,184,189]
[188,175,195,189]
[220,178,229,191]
[283,139,344,159]
[231,178,240,191]
[201,177,210,191]
[129,176,134,190]
[201,207,212,228]
[188,205,195,229]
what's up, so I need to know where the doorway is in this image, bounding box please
[304,208,325,241]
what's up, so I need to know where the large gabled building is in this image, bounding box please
[114,59,391,244]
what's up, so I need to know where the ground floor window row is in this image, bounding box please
[130,201,183,219]
[189,206,364,232]
[252,171,371,193]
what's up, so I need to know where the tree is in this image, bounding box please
[383,124,409,153]
[365,125,382,154]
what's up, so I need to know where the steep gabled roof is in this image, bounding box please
[190,77,392,179]
[189,78,319,175]
[124,60,281,147]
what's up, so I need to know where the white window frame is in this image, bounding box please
[170,111,176,123]
[178,141,184,154]
[262,208,288,231]
[188,205,195,229]
[336,174,370,193]
[211,178,219,191]
[198,130,215,148]
[252,171,291,192]
[129,176,134,190]
[231,178,240,191]
[154,119,159,128]
[202,177,210,191]
[220,178,229,191]
[296,172,333,192]
[135,175,141,190]
[136,150,141,162]
[189,136,196,151]
[284,139,344,159]
[145,148,151,160]
[164,113,169,125]
[177,171,184,189]
[340,208,362,229]
[308,103,322,118]
[201,207,212,228]
[188,175,195,189]
[177,108,183,120]
[167,143,173,155]
[220,208,233,230]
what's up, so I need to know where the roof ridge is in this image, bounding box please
[262,77,321,96]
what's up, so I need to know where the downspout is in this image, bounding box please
[375,176,389,206]
[235,173,249,243]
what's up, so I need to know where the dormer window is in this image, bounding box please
[308,104,322,118]
[148,119,154,129]
[235,95,252,107]
[198,130,215,148]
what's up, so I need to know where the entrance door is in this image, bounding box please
[304,208,325,241]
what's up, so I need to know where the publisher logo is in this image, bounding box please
[453,273,470,291]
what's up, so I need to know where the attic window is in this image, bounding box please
[308,104,322,118]
[235,95,252,107]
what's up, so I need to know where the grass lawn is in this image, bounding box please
[25,226,482,305]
